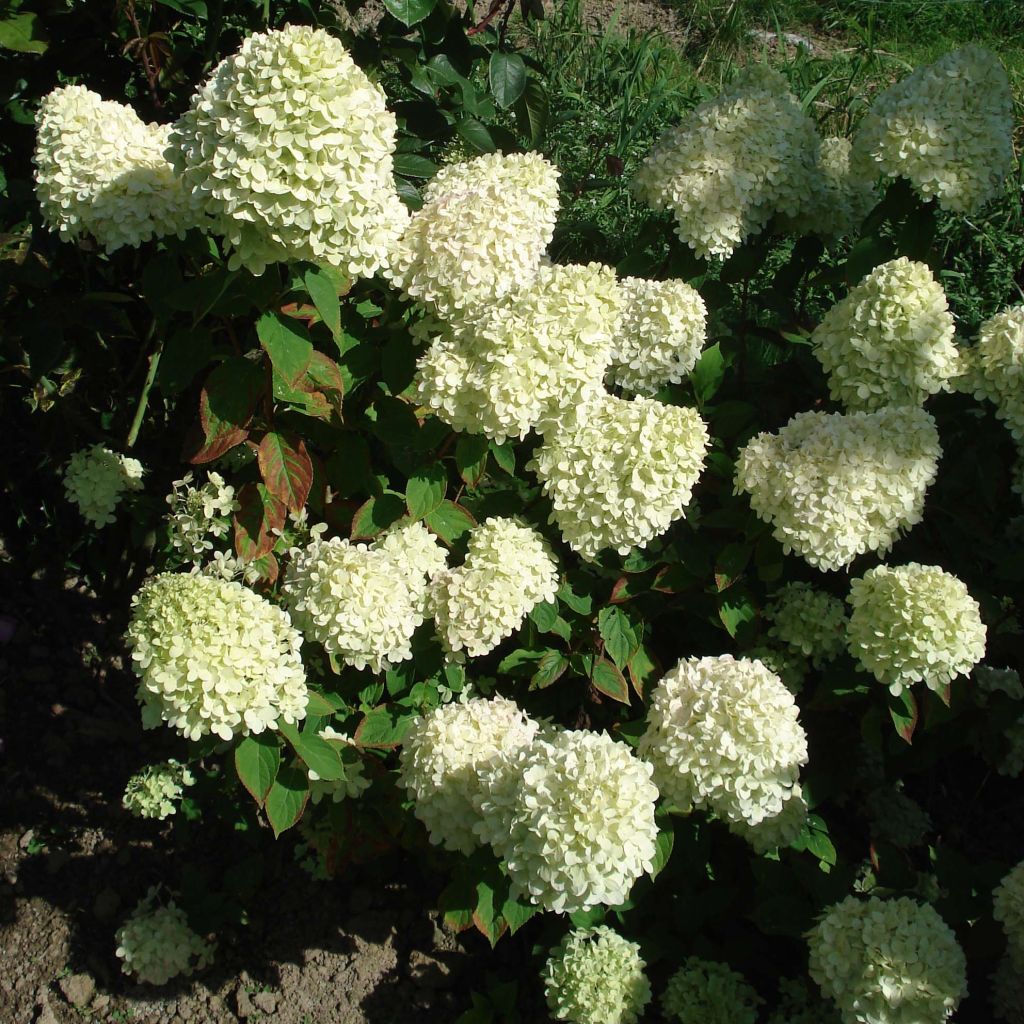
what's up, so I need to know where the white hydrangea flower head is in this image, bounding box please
[767,977,843,1024]
[735,406,941,571]
[528,393,709,560]
[63,444,145,528]
[812,258,958,411]
[429,517,559,660]
[992,953,1024,1023]
[765,582,848,668]
[994,861,1024,959]
[864,784,932,849]
[638,655,808,827]
[34,85,200,251]
[168,25,408,276]
[727,783,809,853]
[476,729,659,914]
[850,45,1014,214]
[633,65,824,259]
[415,262,625,442]
[846,563,986,697]
[661,957,762,1024]
[543,925,651,1024]
[969,305,1024,442]
[397,696,539,855]
[607,277,708,395]
[115,888,214,985]
[166,471,239,563]
[807,895,968,1024]
[387,152,560,320]
[122,760,195,821]
[126,572,307,741]
[282,521,447,671]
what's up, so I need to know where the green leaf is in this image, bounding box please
[257,311,313,388]
[627,644,659,699]
[0,12,48,53]
[718,589,756,640]
[499,891,537,935]
[691,342,725,404]
[650,822,675,880]
[888,688,918,744]
[157,327,214,395]
[557,580,593,616]
[457,117,497,154]
[456,435,489,488]
[530,650,569,690]
[798,815,837,867]
[513,76,548,146]
[598,606,638,669]
[191,357,265,464]
[233,483,286,562]
[489,52,527,109]
[234,734,281,808]
[591,657,630,704]
[257,431,313,513]
[392,153,440,178]
[425,500,477,545]
[529,600,558,632]
[277,720,345,782]
[473,877,507,947]
[714,543,752,592]
[355,706,413,748]
[439,873,475,933]
[303,265,343,344]
[264,764,309,838]
[350,492,406,540]
[305,690,345,717]
[489,440,516,475]
[406,464,447,519]
[384,0,437,25]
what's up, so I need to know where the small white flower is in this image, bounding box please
[63,445,145,528]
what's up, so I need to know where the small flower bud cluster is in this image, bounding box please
[166,471,239,563]
[661,957,762,1024]
[63,445,145,529]
[122,760,195,821]
[115,888,214,985]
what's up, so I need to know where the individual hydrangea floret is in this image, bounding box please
[812,258,958,411]
[735,406,941,571]
[850,45,1014,214]
[528,393,709,560]
[115,888,214,985]
[429,518,559,659]
[282,521,447,672]
[415,262,625,442]
[864,784,932,849]
[166,471,239,563]
[765,582,848,668]
[63,444,145,528]
[476,729,659,914]
[661,957,762,1024]
[968,305,1024,442]
[543,925,651,1024]
[638,655,807,828]
[607,278,708,395]
[398,696,540,855]
[993,861,1024,959]
[126,572,307,741]
[34,85,200,251]
[387,152,560,321]
[767,977,843,1024]
[807,895,968,1024]
[122,760,195,821]
[846,563,986,696]
[727,784,809,853]
[168,26,408,275]
[633,65,824,259]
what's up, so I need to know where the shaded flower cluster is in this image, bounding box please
[765,582,848,668]
[115,889,214,985]
[166,471,239,563]
[661,957,761,1024]
[122,760,195,821]
[63,444,145,529]
[967,304,1024,442]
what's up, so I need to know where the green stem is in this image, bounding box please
[127,332,163,449]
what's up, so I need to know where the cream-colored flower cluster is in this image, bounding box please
[34,85,199,252]
[122,760,195,821]
[812,258,958,411]
[765,582,848,668]
[607,278,708,395]
[661,957,761,1024]
[282,521,447,672]
[477,728,659,914]
[529,394,709,560]
[168,25,407,276]
[807,895,968,1024]
[846,563,986,696]
[633,65,823,259]
[727,784,809,854]
[850,45,1014,214]
[767,978,843,1024]
[388,152,560,320]
[542,926,651,1024]
[115,889,214,985]
[638,655,807,828]
[429,517,559,659]
[967,305,1024,442]
[864,784,932,849]
[398,696,540,855]
[166,471,239,563]
[746,643,809,693]
[126,572,307,741]
[63,444,145,528]
[735,406,941,571]
[415,262,624,442]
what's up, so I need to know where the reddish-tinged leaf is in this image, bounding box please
[591,657,630,704]
[350,493,406,540]
[258,432,313,513]
[627,645,660,699]
[190,357,264,464]
[257,311,313,388]
[248,552,280,586]
[265,764,310,838]
[234,483,287,561]
[888,688,918,744]
[425,500,477,545]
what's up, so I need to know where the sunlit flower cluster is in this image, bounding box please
[388,152,560,320]
[166,471,239,563]
[735,406,941,571]
[122,760,195,821]
[846,563,986,696]
[661,957,762,1024]
[633,65,823,259]
[63,444,145,528]
[126,572,307,741]
[807,895,968,1024]
[168,25,407,275]
[967,304,1024,441]
[542,926,651,1024]
[727,784,809,854]
[429,517,559,659]
[638,655,807,828]
[850,45,1014,214]
[812,258,958,410]
[282,521,447,672]
[529,394,709,560]
[34,85,200,251]
[765,582,848,668]
[115,888,214,985]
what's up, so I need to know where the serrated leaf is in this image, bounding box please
[714,542,751,591]
[190,357,264,464]
[650,823,675,880]
[264,764,309,838]
[406,464,447,519]
[257,311,313,388]
[258,431,313,512]
[627,644,658,699]
[354,706,413,748]
[499,891,537,935]
[456,435,489,488]
[472,878,507,947]
[303,265,343,343]
[0,12,48,53]
[305,690,344,717]
[234,734,281,808]
[392,153,440,178]
[233,483,287,562]
[384,0,436,23]
[718,590,756,640]
[277,720,345,782]
[530,650,568,690]
[350,492,406,540]
[591,657,630,704]
[529,600,558,632]
[438,874,475,933]
[489,51,527,109]
[598,606,638,668]
[425,500,477,545]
